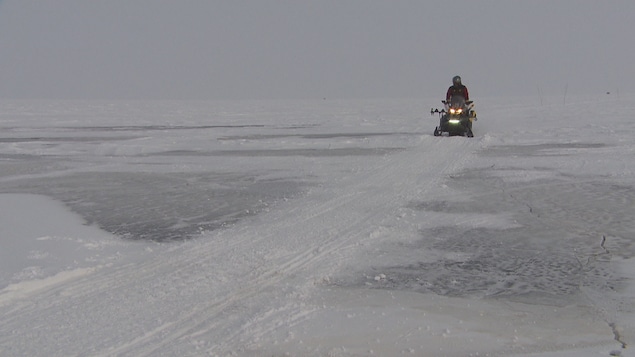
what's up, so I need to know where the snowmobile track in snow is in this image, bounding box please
[0,134,481,356]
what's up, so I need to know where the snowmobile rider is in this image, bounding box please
[446,75,469,102]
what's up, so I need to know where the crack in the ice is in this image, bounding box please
[609,322,627,349]
[510,204,623,351]
[505,190,536,216]
[576,235,611,270]
[575,236,626,351]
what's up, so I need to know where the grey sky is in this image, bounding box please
[0,0,632,100]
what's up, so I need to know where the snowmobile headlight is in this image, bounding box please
[448,119,461,124]
[449,108,463,114]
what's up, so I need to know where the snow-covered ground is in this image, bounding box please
[0,96,634,356]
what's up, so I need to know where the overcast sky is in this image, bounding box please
[0,0,632,100]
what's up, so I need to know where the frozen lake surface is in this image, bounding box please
[1,97,634,356]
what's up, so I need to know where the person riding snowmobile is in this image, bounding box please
[446,75,469,102]
[434,75,474,137]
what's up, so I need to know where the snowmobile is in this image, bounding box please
[431,96,477,137]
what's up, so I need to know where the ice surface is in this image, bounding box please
[1,96,634,356]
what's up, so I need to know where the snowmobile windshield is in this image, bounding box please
[450,96,466,108]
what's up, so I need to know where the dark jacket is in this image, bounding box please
[446,84,469,101]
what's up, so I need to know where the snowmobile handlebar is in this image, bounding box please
[442,100,473,105]
[432,98,475,116]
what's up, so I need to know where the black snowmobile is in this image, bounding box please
[431,96,476,137]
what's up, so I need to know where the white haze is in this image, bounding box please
[0,0,633,100]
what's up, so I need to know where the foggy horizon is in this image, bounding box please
[1,0,633,101]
